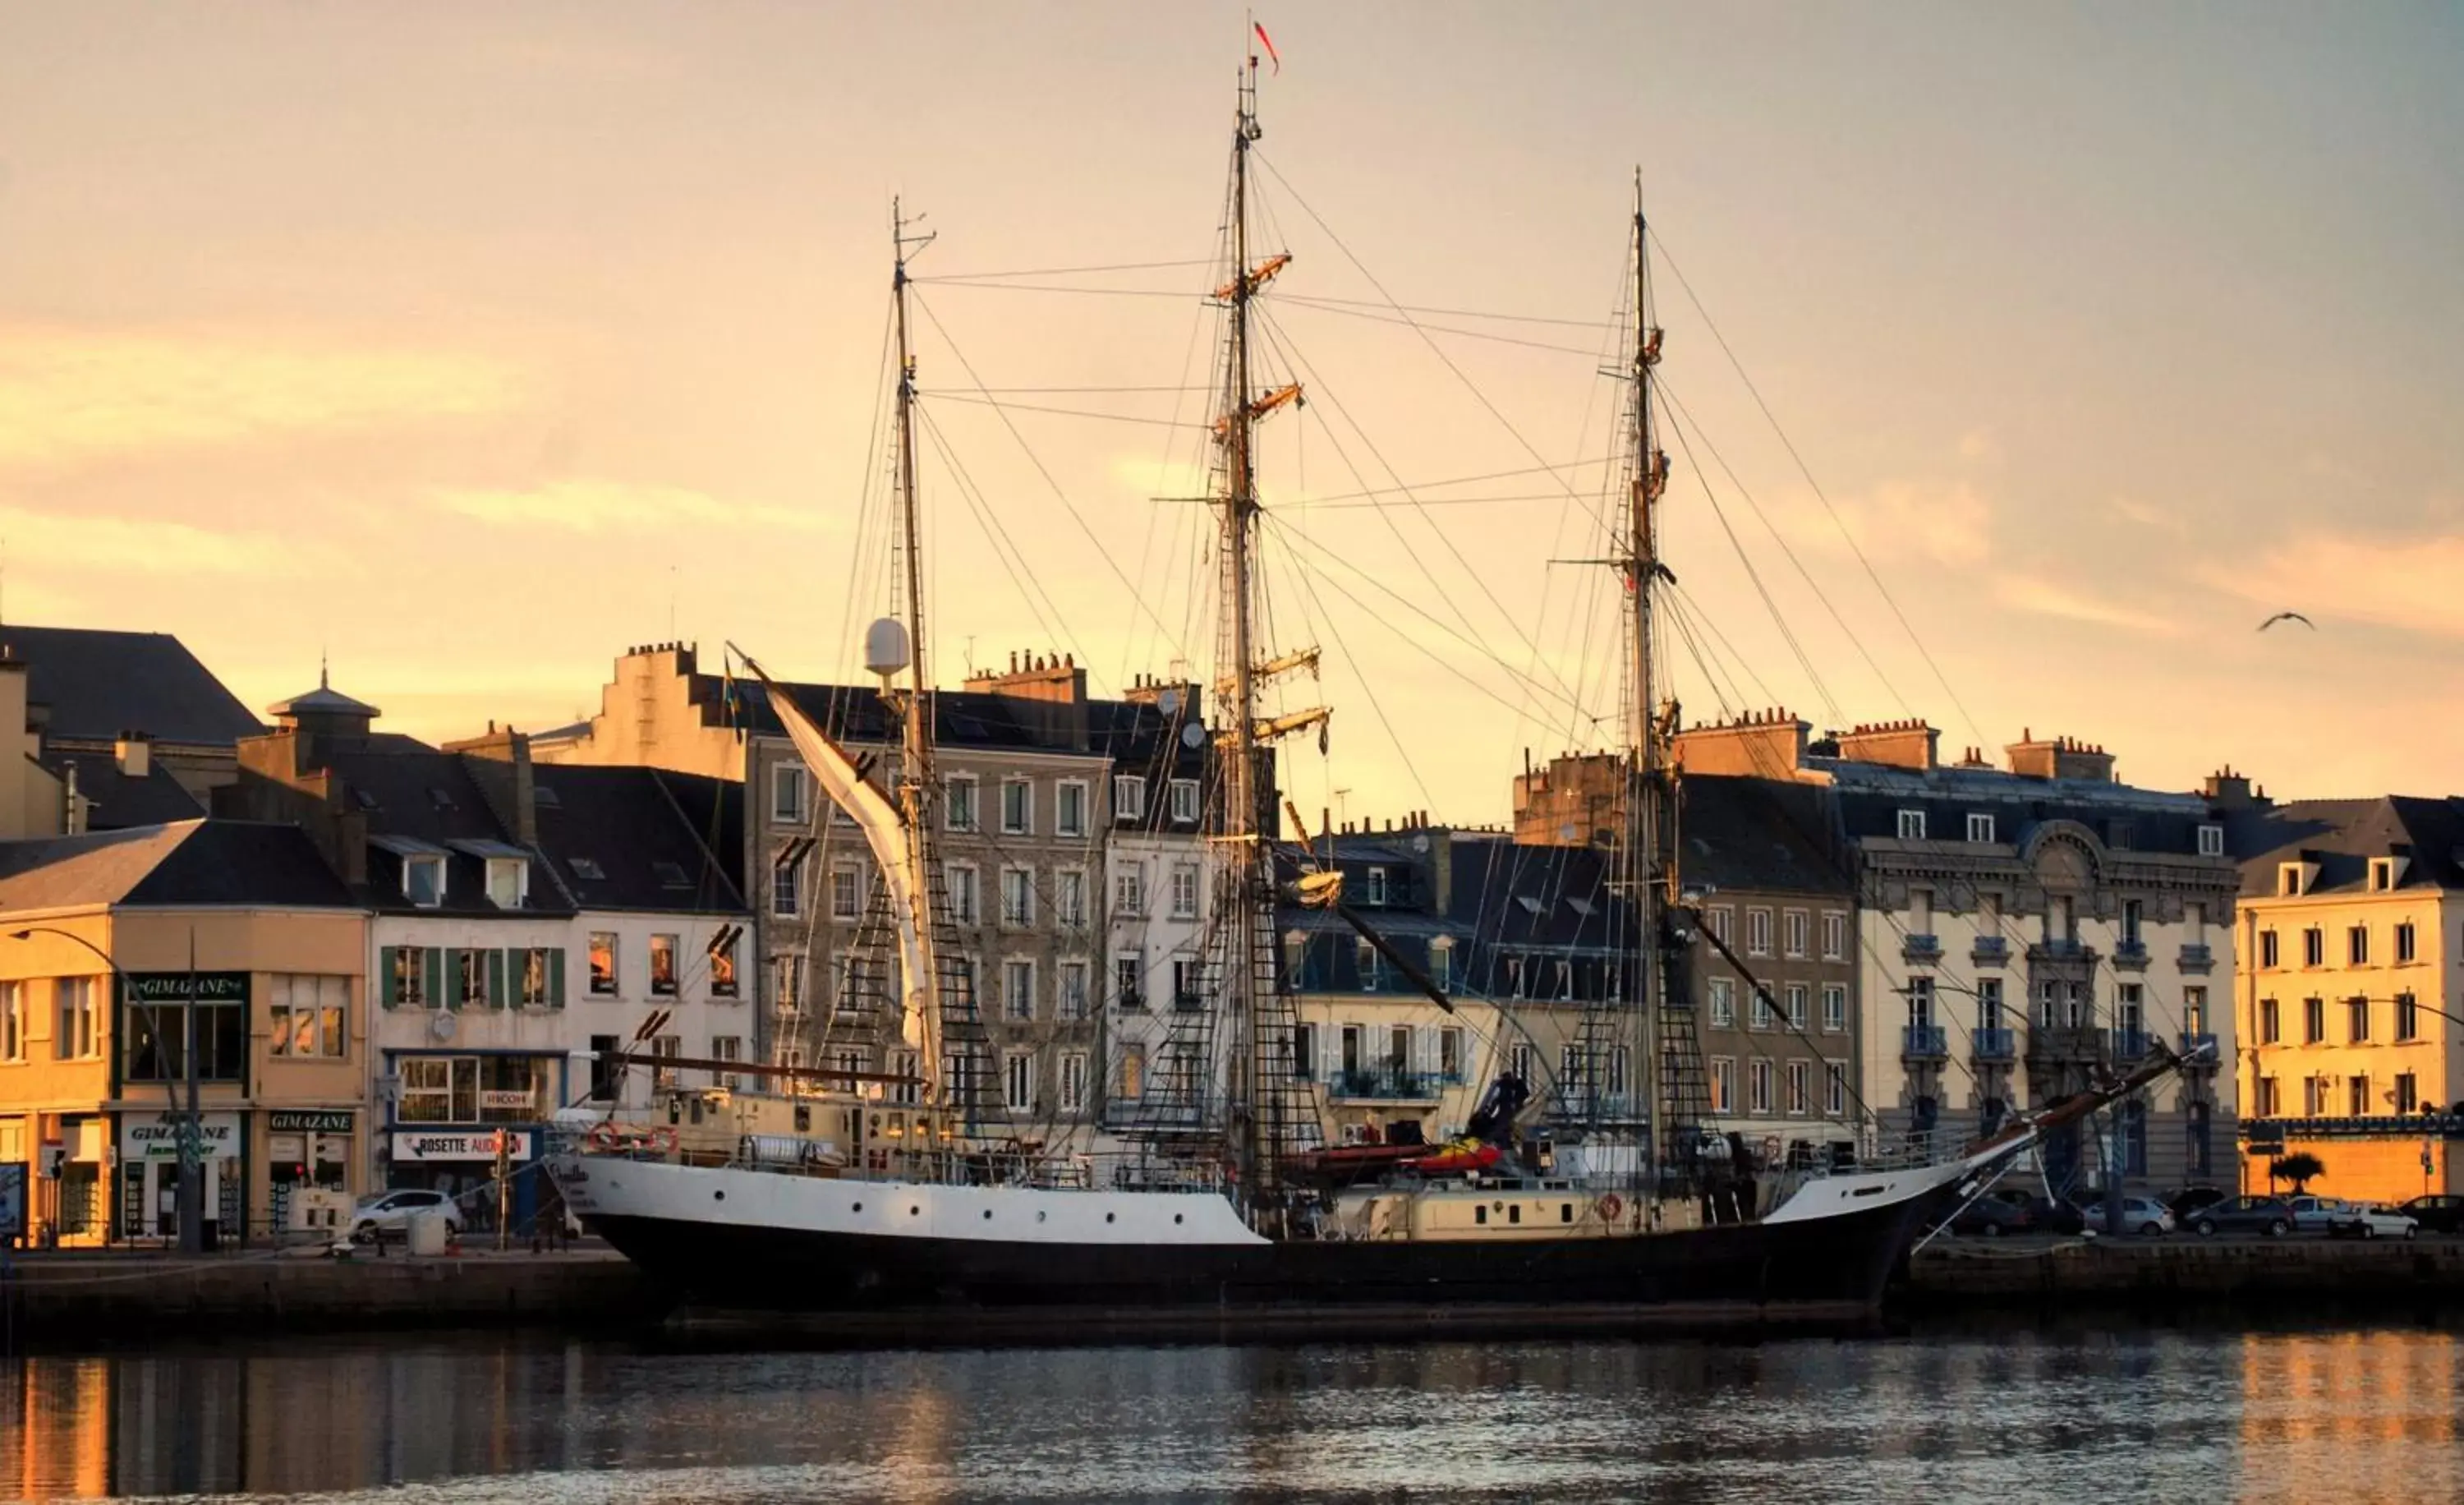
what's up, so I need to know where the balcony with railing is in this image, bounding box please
[2177,943,2215,974]
[2109,1027,2151,1061]
[2112,939,2150,972]
[1971,1027,2016,1062]
[1901,933,1943,963]
[1328,1068,1442,1102]
[2029,937,2089,964]
[1901,1024,1948,1060]
[1970,935,2010,967]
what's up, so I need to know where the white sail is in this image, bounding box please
[762,679,936,1052]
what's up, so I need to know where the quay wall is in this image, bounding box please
[1907,1235,2464,1308]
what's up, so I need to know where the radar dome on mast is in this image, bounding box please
[865,617,913,679]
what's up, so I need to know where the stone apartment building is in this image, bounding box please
[2229,794,2464,1202]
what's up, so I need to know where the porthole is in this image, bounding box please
[910,1206,921,1216]
[714,1190,725,1202]
[983,1209,994,1220]
[1037,1211,1048,1222]
[1106,1213,1117,1223]
[1174,1213,1184,1225]
[853,1203,863,1213]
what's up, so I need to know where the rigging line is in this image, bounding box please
[1278,292,1620,329]
[1259,511,1588,720]
[913,406,1077,658]
[1268,297,1614,357]
[913,281,1201,301]
[1668,583,1782,710]
[1643,225,1985,752]
[1656,388,1845,729]
[1291,456,1620,505]
[911,292,1191,659]
[833,295,903,684]
[914,258,1217,279]
[1281,549,1441,811]
[1299,490,1634,511]
[923,393,1213,429]
[1655,375,1911,716]
[925,384,1217,395]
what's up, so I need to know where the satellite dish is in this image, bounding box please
[1180,723,1205,749]
[1156,687,1182,716]
[1411,835,1429,853]
[428,1011,457,1042]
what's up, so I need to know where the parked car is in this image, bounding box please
[1948,1197,2035,1238]
[349,1189,464,1245]
[2189,1195,2295,1237]
[2167,1185,2228,1222]
[2328,1204,2419,1240]
[1988,1187,2085,1235]
[2399,1194,2464,1235]
[2080,1195,2175,1237]
[2286,1195,2351,1235]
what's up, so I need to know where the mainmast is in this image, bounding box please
[890,198,946,1114]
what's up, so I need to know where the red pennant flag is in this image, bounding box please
[1253,21,1281,75]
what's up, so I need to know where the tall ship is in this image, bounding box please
[548,53,2200,1323]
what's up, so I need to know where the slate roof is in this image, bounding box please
[2229,796,2464,897]
[1,626,262,745]
[531,764,746,914]
[1679,774,1851,896]
[0,820,357,911]
[1823,758,2218,858]
[43,751,206,831]
[319,749,572,918]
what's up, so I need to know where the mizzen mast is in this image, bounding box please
[887,197,948,1115]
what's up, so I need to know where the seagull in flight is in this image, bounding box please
[2258,611,2315,632]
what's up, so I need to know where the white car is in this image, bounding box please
[348,1189,464,1245]
[2286,1194,2351,1234]
[2328,1204,2420,1240]
[2080,1195,2176,1237]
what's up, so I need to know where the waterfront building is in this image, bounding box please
[1,624,264,835]
[0,819,364,1247]
[2229,792,2464,1202]
[1099,676,1216,1144]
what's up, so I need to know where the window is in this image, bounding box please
[1364,867,1390,906]
[2370,858,2396,892]
[2278,864,2305,897]
[772,761,807,822]
[1000,866,1036,927]
[1607,1045,1630,1099]
[1708,977,1735,1028]
[1748,1060,1773,1115]
[650,934,678,996]
[1782,909,1809,958]
[1439,1026,1464,1082]
[520,948,554,1007]
[830,866,862,920]
[1430,941,1454,992]
[2349,926,2370,966]
[120,984,241,1081]
[711,1035,742,1092]
[890,1050,921,1107]
[1705,906,1733,946]
[2397,923,2418,964]
[2397,992,2420,1042]
[1118,1044,1146,1101]
[1745,908,1772,957]
[1785,983,1809,1031]
[269,975,349,1059]
[1003,959,1036,1021]
[2303,996,2325,1044]
[1896,809,1927,840]
[1825,1061,1846,1116]
[457,950,487,1009]
[2302,928,2324,968]
[1820,911,1846,960]
[2347,1074,2371,1117]
[2198,823,2224,858]
[1113,776,1147,823]
[1115,954,1143,1010]
[399,1056,457,1121]
[2397,1073,2419,1114]
[1000,1051,1034,1112]
[2259,930,2278,969]
[1786,1061,1809,1116]
[1974,977,2003,1033]
[1967,813,1995,844]
[586,1034,622,1101]
[2347,996,2370,1044]
[1000,778,1032,835]
[0,980,19,1061]
[2259,996,2280,1044]
[1113,864,1144,917]
[2256,1076,2280,1117]
[403,854,445,907]
[485,858,526,909]
[1060,1052,1089,1112]
[773,955,805,1011]
[1056,868,1087,928]
[648,1035,681,1090]
[1170,779,1201,824]
[1750,987,1774,1031]
[1709,1056,1735,1115]
[946,863,980,924]
[1356,937,1381,992]
[2183,986,2206,1035]
[1822,984,1846,1033]
[1171,863,1200,919]
[1056,780,1088,837]
[945,775,980,832]
[772,854,802,918]
[1059,960,1090,1020]
[1552,959,1574,1001]
[2121,900,2144,948]
[1510,1043,1535,1085]
[588,932,618,996]
[2115,983,2144,1034]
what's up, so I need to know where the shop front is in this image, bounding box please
[384,1126,540,1234]
[380,1050,563,1236]
[264,1107,357,1233]
[114,1108,246,1247]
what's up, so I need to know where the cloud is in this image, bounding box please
[2106,495,2188,536]
[1768,481,1993,569]
[0,326,526,472]
[0,504,329,576]
[2200,530,2464,638]
[429,478,834,535]
[1995,574,2178,635]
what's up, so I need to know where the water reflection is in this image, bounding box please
[4,1328,2463,1503]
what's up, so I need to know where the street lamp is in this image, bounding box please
[7,926,206,1254]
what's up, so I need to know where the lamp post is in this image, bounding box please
[7,925,205,1254]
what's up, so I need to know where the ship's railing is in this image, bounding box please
[549,1125,1231,1194]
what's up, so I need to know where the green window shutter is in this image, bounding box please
[378,947,400,1010]
[487,949,508,1010]
[427,947,449,1010]
[546,949,566,1010]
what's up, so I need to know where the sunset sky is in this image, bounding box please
[3,3,2457,824]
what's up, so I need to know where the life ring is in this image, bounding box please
[1597,1194,1625,1222]
[586,1121,621,1152]
[646,1126,680,1156]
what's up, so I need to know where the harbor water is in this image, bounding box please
[6,1325,2461,1503]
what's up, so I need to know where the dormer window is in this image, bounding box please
[1365,867,1389,905]
[1170,779,1201,824]
[2197,823,2224,858]
[403,855,445,907]
[2369,857,2400,892]
[1896,809,1926,840]
[1113,776,1147,823]
[485,858,526,909]
[2278,863,2310,898]
[1966,813,1995,844]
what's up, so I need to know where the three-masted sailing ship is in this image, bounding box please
[547,56,2201,1322]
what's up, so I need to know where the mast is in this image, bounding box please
[890,197,946,1113]
[1625,178,1676,1197]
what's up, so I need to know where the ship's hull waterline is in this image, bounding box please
[554,1156,1958,1319]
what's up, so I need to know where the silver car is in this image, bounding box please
[2080,1194,2176,1237]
